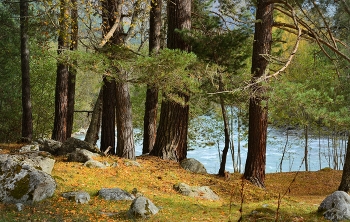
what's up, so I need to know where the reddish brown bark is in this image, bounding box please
[52,0,70,142]
[243,0,273,188]
[339,134,350,192]
[20,0,33,142]
[151,94,189,161]
[149,0,191,162]
[143,0,162,154]
[66,0,78,139]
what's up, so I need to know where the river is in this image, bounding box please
[74,125,346,174]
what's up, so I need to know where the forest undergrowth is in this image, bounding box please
[0,143,341,221]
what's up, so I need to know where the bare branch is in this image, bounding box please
[310,0,338,50]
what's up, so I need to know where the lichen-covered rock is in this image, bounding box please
[0,152,55,175]
[0,155,56,204]
[128,196,159,219]
[180,158,207,174]
[37,138,62,155]
[62,191,90,204]
[98,188,135,201]
[67,148,100,163]
[83,160,107,168]
[19,144,40,152]
[173,182,219,200]
[318,191,350,221]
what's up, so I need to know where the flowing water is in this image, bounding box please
[75,126,346,174]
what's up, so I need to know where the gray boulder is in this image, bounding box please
[98,188,135,201]
[62,191,90,204]
[128,196,159,219]
[59,137,99,155]
[0,154,56,204]
[19,144,40,153]
[0,152,55,175]
[180,158,207,174]
[37,138,62,155]
[173,183,219,200]
[84,160,107,168]
[318,191,350,221]
[67,148,100,163]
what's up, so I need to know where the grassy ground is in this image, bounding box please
[0,143,341,221]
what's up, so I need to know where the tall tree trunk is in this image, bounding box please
[243,0,273,188]
[218,74,230,176]
[52,0,70,142]
[339,134,350,192]
[67,0,78,139]
[101,76,116,153]
[116,79,135,159]
[151,94,189,161]
[20,0,33,142]
[99,0,121,153]
[100,0,135,159]
[143,87,158,154]
[143,0,162,154]
[85,88,103,145]
[150,0,191,162]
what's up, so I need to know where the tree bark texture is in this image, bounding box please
[142,0,162,154]
[66,0,78,139]
[339,134,350,192]
[52,0,70,142]
[85,88,103,145]
[143,87,158,154]
[151,94,189,161]
[100,0,119,154]
[243,0,273,188]
[116,79,135,159]
[167,0,191,51]
[101,76,116,153]
[20,0,33,142]
[100,0,135,159]
[150,0,191,162]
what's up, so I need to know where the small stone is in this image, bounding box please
[16,203,24,211]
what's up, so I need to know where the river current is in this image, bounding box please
[74,125,345,174]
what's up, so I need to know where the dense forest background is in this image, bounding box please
[1,0,350,188]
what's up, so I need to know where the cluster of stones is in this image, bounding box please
[3,137,346,220]
[0,137,220,219]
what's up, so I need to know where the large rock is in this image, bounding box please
[0,152,55,175]
[173,183,219,200]
[318,191,350,221]
[128,196,159,219]
[19,144,40,153]
[59,137,99,155]
[67,148,100,163]
[62,191,90,204]
[180,158,207,174]
[98,188,135,201]
[38,138,62,155]
[0,154,56,204]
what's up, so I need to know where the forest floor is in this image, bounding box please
[0,143,341,221]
